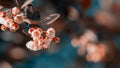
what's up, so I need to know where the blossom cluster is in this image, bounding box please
[0,7,31,32]
[71,30,108,62]
[26,27,60,51]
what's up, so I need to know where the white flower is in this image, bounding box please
[26,41,42,51]
[14,13,24,24]
[0,17,6,24]
[10,23,19,31]
[1,24,7,31]
[31,30,41,41]
[12,7,20,15]
[31,28,43,41]
[0,12,7,24]
[26,41,35,50]
[46,27,55,39]
[4,19,14,28]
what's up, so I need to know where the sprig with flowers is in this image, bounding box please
[0,0,60,51]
